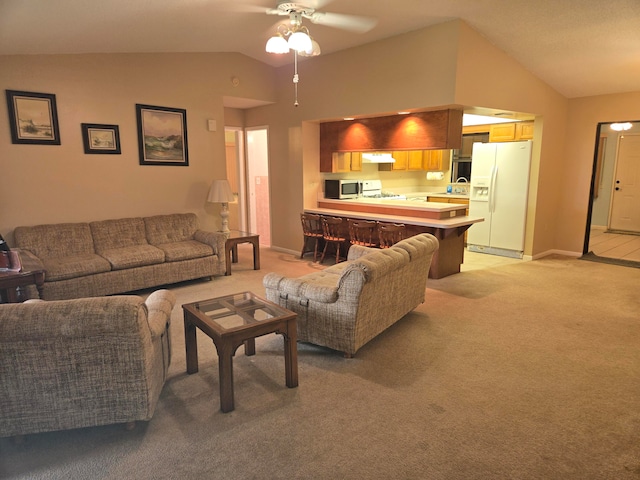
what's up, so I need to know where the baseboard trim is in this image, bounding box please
[532,249,582,260]
[267,245,299,257]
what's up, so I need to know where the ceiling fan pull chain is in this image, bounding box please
[293,49,300,107]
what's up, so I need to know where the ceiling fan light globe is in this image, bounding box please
[266,35,289,54]
[304,38,321,56]
[288,31,312,53]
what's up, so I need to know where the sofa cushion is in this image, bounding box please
[90,217,148,252]
[14,223,95,259]
[144,213,199,245]
[156,240,214,262]
[43,254,112,281]
[99,245,165,270]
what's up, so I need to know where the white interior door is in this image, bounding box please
[245,127,271,246]
[224,128,247,231]
[610,134,640,232]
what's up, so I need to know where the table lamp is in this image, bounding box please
[207,179,235,233]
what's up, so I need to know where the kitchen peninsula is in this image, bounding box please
[307,197,483,278]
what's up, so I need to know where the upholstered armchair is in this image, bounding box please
[0,289,176,437]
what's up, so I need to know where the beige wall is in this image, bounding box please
[0,53,275,242]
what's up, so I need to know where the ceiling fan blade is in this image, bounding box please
[307,11,378,33]
[216,2,268,14]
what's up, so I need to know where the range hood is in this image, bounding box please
[362,153,396,164]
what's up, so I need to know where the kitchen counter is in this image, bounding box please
[318,197,470,220]
[424,193,470,200]
[308,198,484,279]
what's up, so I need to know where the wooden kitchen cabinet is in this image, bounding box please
[378,151,408,171]
[350,152,362,171]
[423,150,451,171]
[332,152,362,172]
[489,121,534,142]
[518,122,534,140]
[408,150,424,170]
[379,149,451,171]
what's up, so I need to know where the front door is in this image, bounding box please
[610,134,640,232]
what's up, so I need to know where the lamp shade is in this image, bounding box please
[207,179,234,203]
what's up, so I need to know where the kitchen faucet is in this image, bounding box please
[455,177,468,183]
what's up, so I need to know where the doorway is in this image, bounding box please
[584,121,640,263]
[245,127,271,246]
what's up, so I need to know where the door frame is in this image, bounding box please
[583,120,640,255]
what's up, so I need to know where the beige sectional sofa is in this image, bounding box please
[14,213,226,300]
[263,233,439,357]
[0,289,176,437]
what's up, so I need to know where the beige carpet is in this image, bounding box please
[1,246,640,479]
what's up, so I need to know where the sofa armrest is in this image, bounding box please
[144,289,176,338]
[263,272,339,303]
[14,248,45,271]
[193,230,226,256]
[347,244,374,261]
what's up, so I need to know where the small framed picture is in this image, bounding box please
[5,90,61,145]
[136,103,189,166]
[81,123,121,154]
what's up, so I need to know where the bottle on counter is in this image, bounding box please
[0,234,10,252]
[446,185,453,194]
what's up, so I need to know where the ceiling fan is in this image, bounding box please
[265,1,378,34]
[245,1,379,106]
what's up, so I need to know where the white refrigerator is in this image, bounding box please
[467,141,532,258]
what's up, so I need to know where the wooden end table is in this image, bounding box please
[224,230,260,276]
[182,291,298,413]
[0,259,45,303]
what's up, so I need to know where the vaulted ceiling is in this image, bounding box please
[1,0,638,99]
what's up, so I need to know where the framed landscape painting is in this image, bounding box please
[5,90,61,145]
[81,123,121,154]
[136,104,189,166]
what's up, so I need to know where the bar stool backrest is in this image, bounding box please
[378,222,406,248]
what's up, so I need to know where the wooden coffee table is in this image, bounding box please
[182,292,298,413]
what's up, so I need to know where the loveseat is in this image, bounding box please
[263,233,439,356]
[13,213,226,300]
[0,289,176,437]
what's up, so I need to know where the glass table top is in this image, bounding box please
[188,292,291,330]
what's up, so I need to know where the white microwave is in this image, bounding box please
[324,179,362,199]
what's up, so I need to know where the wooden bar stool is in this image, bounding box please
[348,219,378,248]
[300,213,324,262]
[320,216,348,264]
[377,222,406,248]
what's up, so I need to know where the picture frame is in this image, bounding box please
[5,90,61,145]
[81,123,121,154]
[136,103,189,166]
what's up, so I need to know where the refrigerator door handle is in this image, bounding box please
[489,165,498,212]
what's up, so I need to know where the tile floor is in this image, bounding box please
[461,248,525,272]
[588,228,640,262]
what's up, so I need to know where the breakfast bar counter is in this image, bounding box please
[306,198,483,279]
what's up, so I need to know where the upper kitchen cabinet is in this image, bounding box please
[488,121,534,142]
[423,150,450,171]
[378,149,449,172]
[331,152,362,172]
[377,151,416,171]
[319,109,463,172]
